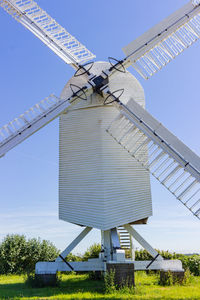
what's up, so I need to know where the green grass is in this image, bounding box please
[0,272,200,299]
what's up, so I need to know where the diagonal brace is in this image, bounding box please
[124,224,163,261]
[56,227,92,262]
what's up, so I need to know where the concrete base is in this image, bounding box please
[107,263,135,287]
[160,270,185,285]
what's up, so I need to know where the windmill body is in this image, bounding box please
[59,62,152,230]
[1,0,200,278]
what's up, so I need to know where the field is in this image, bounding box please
[0,272,200,300]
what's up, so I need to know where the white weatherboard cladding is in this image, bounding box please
[59,62,152,230]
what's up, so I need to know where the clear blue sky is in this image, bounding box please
[0,0,200,255]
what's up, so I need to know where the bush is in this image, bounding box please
[0,234,27,274]
[0,234,59,274]
[135,249,152,261]
[178,255,200,276]
[135,249,177,261]
[82,243,101,261]
[183,268,193,285]
[65,253,82,262]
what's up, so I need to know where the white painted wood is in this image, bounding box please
[123,2,194,57]
[122,2,200,78]
[35,259,183,274]
[102,230,112,262]
[0,95,70,158]
[106,97,200,219]
[59,62,152,230]
[56,227,92,262]
[124,224,163,260]
[117,226,133,255]
[36,260,105,274]
[113,98,200,179]
[112,249,126,262]
[133,259,183,271]
[0,83,92,158]
[0,0,95,66]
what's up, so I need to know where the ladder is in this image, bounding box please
[107,99,200,220]
[117,226,133,259]
[0,95,71,158]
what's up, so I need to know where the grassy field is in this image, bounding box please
[0,272,200,300]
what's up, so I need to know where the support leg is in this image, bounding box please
[56,227,92,262]
[110,228,121,249]
[102,230,112,262]
[110,228,125,262]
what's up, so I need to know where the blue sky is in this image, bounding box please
[0,0,200,255]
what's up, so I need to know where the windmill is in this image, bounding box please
[0,0,200,279]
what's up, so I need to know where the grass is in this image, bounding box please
[0,272,199,299]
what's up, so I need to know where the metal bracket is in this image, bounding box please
[59,254,74,271]
[74,62,94,77]
[104,89,124,105]
[70,84,87,101]
[146,253,160,269]
[108,57,126,73]
[92,75,109,92]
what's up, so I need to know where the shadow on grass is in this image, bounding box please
[0,275,105,299]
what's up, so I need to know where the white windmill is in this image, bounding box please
[1,0,200,279]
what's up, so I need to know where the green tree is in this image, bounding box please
[0,234,59,274]
[82,243,101,261]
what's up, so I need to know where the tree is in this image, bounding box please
[0,234,59,274]
[82,243,101,261]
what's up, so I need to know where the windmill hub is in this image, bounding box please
[61,61,145,108]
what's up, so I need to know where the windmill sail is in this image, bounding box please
[0,85,91,158]
[0,0,95,67]
[122,1,200,79]
[107,98,200,219]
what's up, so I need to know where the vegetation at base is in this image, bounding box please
[158,269,192,286]
[0,235,200,277]
[104,269,116,293]
[0,235,59,274]
[66,244,200,277]
[26,273,62,288]
[135,249,200,276]
[179,254,200,276]
[0,272,200,299]
[65,243,101,262]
